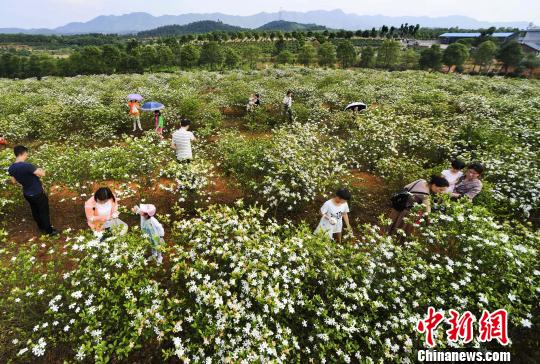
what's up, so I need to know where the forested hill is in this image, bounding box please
[257,20,328,32]
[138,21,246,37]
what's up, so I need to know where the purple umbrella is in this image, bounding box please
[127,94,143,101]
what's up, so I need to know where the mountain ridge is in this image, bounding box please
[0,10,529,35]
[138,20,247,37]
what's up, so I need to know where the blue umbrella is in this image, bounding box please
[141,101,165,111]
[127,94,143,101]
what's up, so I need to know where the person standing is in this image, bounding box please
[315,188,353,243]
[282,90,293,121]
[8,145,57,235]
[128,99,142,131]
[154,110,165,139]
[171,119,196,163]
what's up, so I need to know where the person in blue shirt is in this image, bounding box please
[8,145,57,235]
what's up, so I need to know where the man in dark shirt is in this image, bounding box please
[8,145,57,235]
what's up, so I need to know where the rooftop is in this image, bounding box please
[439,32,515,38]
[522,42,540,51]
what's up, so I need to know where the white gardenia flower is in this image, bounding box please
[17,348,28,356]
[521,318,532,328]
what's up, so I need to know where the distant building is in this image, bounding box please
[520,27,540,54]
[439,32,516,44]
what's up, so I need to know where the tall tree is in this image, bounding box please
[101,45,122,74]
[224,48,241,69]
[277,50,295,64]
[71,46,106,74]
[180,44,200,68]
[376,40,401,69]
[336,40,357,68]
[401,49,419,70]
[297,43,318,66]
[419,44,443,71]
[156,45,174,66]
[318,42,337,67]
[473,40,497,72]
[496,41,524,74]
[443,43,470,73]
[274,38,286,55]
[199,42,224,70]
[242,45,262,69]
[359,46,376,68]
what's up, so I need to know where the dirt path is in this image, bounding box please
[5,117,388,244]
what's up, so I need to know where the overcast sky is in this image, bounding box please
[0,0,538,28]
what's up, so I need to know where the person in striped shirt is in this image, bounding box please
[171,119,196,163]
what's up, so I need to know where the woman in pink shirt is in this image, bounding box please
[84,187,127,234]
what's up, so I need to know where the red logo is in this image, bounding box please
[417,307,445,347]
[417,308,509,347]
[478,309,509,345]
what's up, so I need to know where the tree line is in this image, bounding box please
[0,36,537,79]
[2,24,519,48]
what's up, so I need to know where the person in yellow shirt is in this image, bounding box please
[128,100,142,131]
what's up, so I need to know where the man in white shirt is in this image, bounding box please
[282,90,293,121]
[171,119,196,162]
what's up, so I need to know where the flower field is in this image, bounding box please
[0,68,539,362]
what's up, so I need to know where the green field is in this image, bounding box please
[0,68,538,362]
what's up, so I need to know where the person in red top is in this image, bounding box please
[0,135,7,146]
[128,100,142,131]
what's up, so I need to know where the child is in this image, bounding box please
[132,204,165,264]
[154,110,165,139]
[0,134,7,146]
[441,159,466,193]
[315,188,353,243]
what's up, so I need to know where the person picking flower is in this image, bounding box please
[315,188,353,243]
[132,203,165,264]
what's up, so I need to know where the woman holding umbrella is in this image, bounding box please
[128,94,143,132]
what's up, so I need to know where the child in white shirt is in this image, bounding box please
[315,188,353,243]
[441,159,466,193]
[132,203,165,264]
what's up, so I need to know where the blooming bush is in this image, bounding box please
[0,67,539,362]
[1,202,537,362]
[259,122,348,211]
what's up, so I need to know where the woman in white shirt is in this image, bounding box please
[441,159,466,193]
[315,188,353,243]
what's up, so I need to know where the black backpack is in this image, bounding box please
[390,180,427,212]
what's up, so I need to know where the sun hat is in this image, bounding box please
[139,204,157,217]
